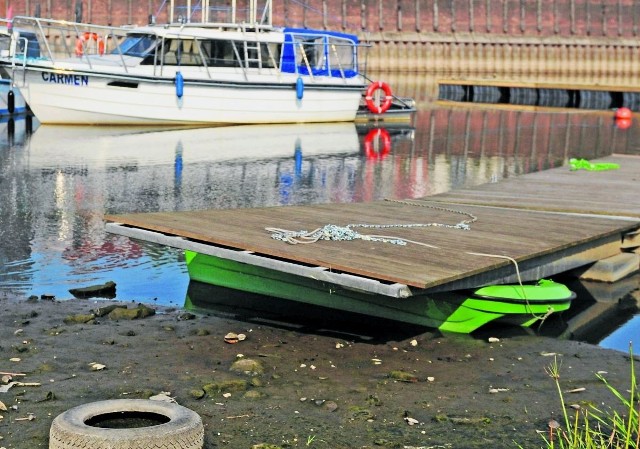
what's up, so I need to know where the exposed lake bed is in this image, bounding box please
[0,293,636,448]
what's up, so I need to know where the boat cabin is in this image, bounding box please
[117,27,359,78]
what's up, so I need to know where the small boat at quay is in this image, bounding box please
[0,21,31,115]
[0,0,413,125]
[184,250,575,333]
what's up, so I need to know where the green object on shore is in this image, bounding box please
[569,158,620,171]
[184,250,575,333]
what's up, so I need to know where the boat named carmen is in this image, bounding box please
[0,0,412,125]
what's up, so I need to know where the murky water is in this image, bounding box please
[0,103,638,351]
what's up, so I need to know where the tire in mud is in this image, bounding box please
[49,399,204,449]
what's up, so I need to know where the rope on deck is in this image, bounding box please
[266,200,477,246]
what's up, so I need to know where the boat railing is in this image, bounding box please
[158,0,273,28]
[9,16,131,69]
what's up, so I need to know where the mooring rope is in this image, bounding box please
[463,252,555,323]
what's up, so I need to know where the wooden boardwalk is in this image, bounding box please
[105,155,640,295]
[428,154,640,218]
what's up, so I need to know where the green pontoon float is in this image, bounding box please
[185,251,575,333]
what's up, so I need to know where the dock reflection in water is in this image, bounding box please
[0,105,637,349]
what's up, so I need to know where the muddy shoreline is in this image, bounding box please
[0,293,635,449]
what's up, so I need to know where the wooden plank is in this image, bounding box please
[427,155,640,218]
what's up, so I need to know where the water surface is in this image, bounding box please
[0,104,637,349]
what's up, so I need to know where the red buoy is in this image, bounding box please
[615,107,632,120]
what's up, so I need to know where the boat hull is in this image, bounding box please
[185,251,574,333]
[16,68,364,125]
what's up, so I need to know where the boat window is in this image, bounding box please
[198,40,241,67]
[116,34,157,57]
[161,39,203,66]
[261,42,281,69]
[296,36,325,71]
[327,37,356,73]
[196,40,279,69]
[279,29,360,78]
[244,41,281,68]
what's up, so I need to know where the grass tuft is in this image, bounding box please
[538,342,639,449]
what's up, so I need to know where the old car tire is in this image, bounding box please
[49,399,204,449]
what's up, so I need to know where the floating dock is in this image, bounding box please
[438,79,640,111]
[106,154,640,299]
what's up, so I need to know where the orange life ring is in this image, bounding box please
[75,32,105,57]
[364,128,391,159]
[365,81,393,115]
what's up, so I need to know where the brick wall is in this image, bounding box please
[2,0,639,37]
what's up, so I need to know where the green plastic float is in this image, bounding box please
[569,158,620,171]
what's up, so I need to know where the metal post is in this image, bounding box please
[586,0,591,35]
[415,0,420,31]
[570,0,575,34]
[469,0,474,32]
[323,0,327,29]
[303,0,307,28]
[397,0,402,31]
[450,0,456,32]
[617,0,622,36]
[537,0,542,33]
[519,0,525,33]
[379,0,383,30]
[485,0,490,32]
[502,0,508,33]
[202,0,208,22]
[433,0,439,32]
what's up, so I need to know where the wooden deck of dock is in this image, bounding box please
[428,154,640,218]
[105,154,640,296]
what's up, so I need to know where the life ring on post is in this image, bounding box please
[365,81,393,115]
[364,128,391,159]
[75,32,105,57]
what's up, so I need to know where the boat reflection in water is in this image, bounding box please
[2,121,368,303]
[184,281,432,342]
[185,274,639,345]
[25,121,362,168]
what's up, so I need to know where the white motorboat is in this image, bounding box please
[0,0,408,125]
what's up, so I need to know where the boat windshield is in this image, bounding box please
[115,34,157,57]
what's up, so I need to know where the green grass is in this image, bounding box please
[541,343,639,449]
